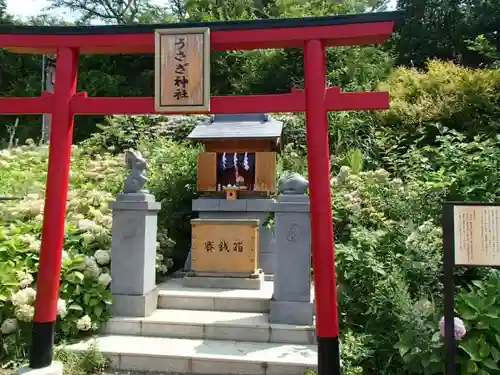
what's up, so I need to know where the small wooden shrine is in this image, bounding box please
[186,114,283,283]
[188,113,282,200]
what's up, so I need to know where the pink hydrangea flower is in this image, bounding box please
[439,316,466,340]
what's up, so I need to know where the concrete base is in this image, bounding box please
[183,273,264,290]
[18,361,63,375]
[111,287,158,317]
[269,300,314,325]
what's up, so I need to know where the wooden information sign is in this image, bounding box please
[453,205,500,266]
[154,27,210,113]
[442,202,500,375]
[191,219,259,275]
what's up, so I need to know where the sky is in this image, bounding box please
[7,0,397,21]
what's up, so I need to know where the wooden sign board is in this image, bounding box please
[191,219,259,275]
[453,205,500,266]
[154,27,210,113]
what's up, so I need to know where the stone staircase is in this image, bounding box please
[64,279,317,375]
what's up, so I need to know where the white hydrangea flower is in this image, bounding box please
[83,256,100,279]
[76,315,92,331]
[78,219,96,231]
[10,287,36,307]
[57,299,67,318]
[98,273,112,287]
[374,168,390,181]
[19,234,36,244]
[25,193,39,200]
[15,304,35,322]
[82,232,95,244]
[28,240,41,252]
[24,288,37,305]
[19,273,34,289]
[94,250,110,266]
[90,209,104,222]
[159,264,169,274]
[1,318,18,334]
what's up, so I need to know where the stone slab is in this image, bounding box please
[112,287,158,317]
[183,273,264,290]
[157,278,273,313]
[63,335,317,375]
[109,200,161,211]
[269,300,314,325]
[192,198,275,212]
[116,193,155,202]
[103,308,315,345]
[18,362,63,375]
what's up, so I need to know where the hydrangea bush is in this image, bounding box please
[0,142,174,365]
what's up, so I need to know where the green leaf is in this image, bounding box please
[68,304,83,311]
[431,331,441,342]
[65,271,84,284]
[479,340,490,358]
[483,358,499,370]
[466,360,479,373]
[460,340,482,362]
[490,347,500,362]
[93,304,103,317]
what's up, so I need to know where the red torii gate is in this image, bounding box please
[0,12,398,375]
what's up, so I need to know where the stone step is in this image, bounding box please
[103,309,316,345]
[64,335,317,375]
[157,279,273,313]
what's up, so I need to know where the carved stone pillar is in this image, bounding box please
[270,174,314,325]
[109,191,161,317]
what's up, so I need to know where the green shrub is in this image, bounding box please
[329,164,445,372]
[0,143,176,365]
[375,60,500,146]
[79,114,207,155]
[396,270,500,375]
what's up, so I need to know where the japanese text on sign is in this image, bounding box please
[454,205,500,266]
[204,240,244,253]
[173,36,189,101]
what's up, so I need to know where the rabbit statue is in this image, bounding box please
[123,150,149,194]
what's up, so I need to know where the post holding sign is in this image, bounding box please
[154,27,211,113]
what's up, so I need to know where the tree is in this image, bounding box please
[0,0,13,24]
[45,0,158,24]
[394,0,500,67]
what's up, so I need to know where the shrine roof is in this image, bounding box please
[0,11,401,35]
[187,114,283,141]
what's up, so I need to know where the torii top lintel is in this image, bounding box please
[0,11,401,54]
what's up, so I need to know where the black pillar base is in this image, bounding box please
[29,321,56,369]
[318,336,340,375]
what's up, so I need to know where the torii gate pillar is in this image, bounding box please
[304,39,340,374]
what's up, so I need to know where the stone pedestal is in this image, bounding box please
[109,193,161,317]
[270,194,314,325]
